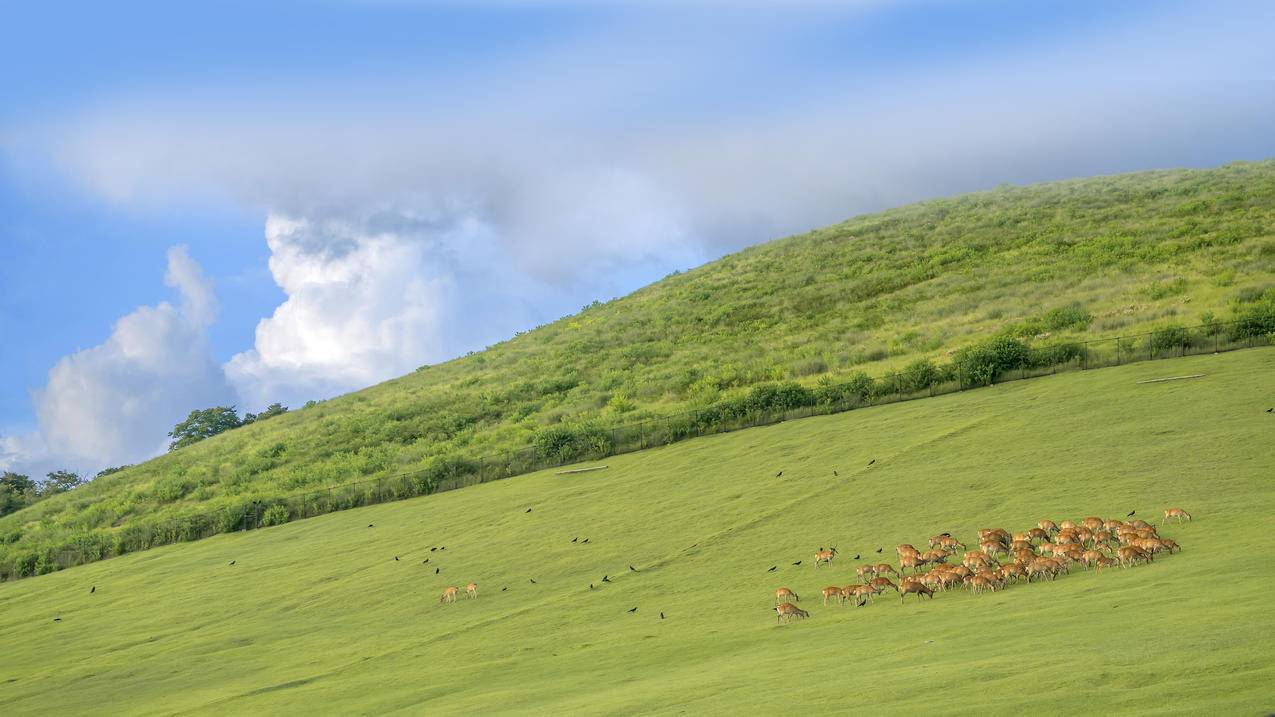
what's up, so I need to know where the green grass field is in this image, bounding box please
[3,348,1274,716]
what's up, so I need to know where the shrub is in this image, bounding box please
[1150,325,1192,354]
[532,424,612,463]
[1030,342,1087,367]
[952,336,1031,385]
[261,504,290,527]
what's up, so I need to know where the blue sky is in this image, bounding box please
[2,0,1274,476]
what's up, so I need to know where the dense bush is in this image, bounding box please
[951,336,1032,385]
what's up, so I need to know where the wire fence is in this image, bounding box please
[5,317,1272,580]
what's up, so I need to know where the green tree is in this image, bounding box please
[243,402,289,425]
[40,470,84,496]
[168,406,243,451]
[96,465,132,478]
[0,471,37,517]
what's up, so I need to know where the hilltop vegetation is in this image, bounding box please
[3,160,1275,577]
[2,349,1273,715]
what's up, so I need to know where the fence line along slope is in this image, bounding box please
[1,348,1273,715]
[4,160,1275,575]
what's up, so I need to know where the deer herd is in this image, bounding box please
[773,507,1191,624]
[440,582,479,603]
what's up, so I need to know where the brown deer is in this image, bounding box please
[775,602,810,623]
[440,586,459,604]
[844,584,878,604]
[814,547,839,568]
[899,579,934,603]
[1037,520,1059,536]
[856,564,878,581]
[775,587,799,604]
[822,586,845,606]
[1117,546,1150,567]
[1082,516,1104,532]
[899,554,923,573]
[870,577,899,592]
[1164,508,1192,523]
[874,563,899,578]
[466,582,478,599]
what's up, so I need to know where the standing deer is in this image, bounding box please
[440,586,459,604]
[1164,508,1192,523]
[775,587,799,604]
[814,547,839,568]
[466,582,478,599]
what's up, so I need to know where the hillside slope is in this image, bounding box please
[4,160,1275,574]
[2,349,1273,715]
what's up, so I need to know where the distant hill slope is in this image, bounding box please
[2,349,1273,714]
[3,160,1275,576]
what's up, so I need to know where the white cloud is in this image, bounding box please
[2,247,236,475]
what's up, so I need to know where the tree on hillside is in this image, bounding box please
[0,471,37,517]
[243,402,288,425]
[40,470,85,496]
[168,406,243,451]
[95,465,132,478]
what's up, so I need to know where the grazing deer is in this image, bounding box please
[1117,546,1150,567]
[1082,516,1104,532]
[899,579,934,603]
[1059,520,1077,531]
[899,554,923,573]
[874,563,899,577]
[1164,508,1192,523]
[814,547,838,568]
[897,544,920,559]
[920,549,948,566]
[1093,556,1116,571]
[1037,520,1059,536]
[775,587,799,604]
[1159,538,1180,553]
[1027,527,1050,543]
[775,602,810,624]
[466,582,478,599]
[966,575,994,594]
[440,586,459,604]
[1081,550,1105,568]
[844,584,877,604]
[856,564,878,581]
[822,586,845,606]
[870,577,898,592]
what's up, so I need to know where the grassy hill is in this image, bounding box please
[4,160,1275,577]
[2,348,1273,715]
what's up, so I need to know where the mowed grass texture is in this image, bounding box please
[3,350,1274,716]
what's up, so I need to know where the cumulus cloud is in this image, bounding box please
[2,247,236,474]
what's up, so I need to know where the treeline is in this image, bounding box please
[167,403,288,451]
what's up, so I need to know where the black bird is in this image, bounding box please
[602,575,611,583]
[394,556,399,561]
[229,560,236,565]
[435,568,440,574]
[582,538,590,544]
[502,587,508,591]
[572,537,578,543]
[940,532,951,537]
[90,586,95,594]
[660,612,665,619]
[590,584,595,590]
[775,471,783,477]
[833,470,839,476]
[867,459,876,466]
[526,508,532,513]
[1267,408,1273,413]
[629,565,637,572]
[792,560,802,566]
[853,554,860,560]
[440,547,446,551]
[1127,510,1136,517]
[857,601,866,608]
[368,524,374,528]
[767,566,777,572]
[422,559,429,564]
[53,617,61,622]
[431,547,437,552]
[819,547,824,552]
[529,578,537,584]
[875,548,882,554]
[627,607,638,613]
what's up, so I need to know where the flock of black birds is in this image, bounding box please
[775,459,876,481]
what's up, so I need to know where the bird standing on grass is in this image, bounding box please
[229,560,236,565]
[90,586,95,594]
[833,470,838,476]
[792,561,802,566]
[628,607,637,613]
[853,554,860,560]
[629,565,637,572]
[529,578,537,584]
[767,566,777,573]
[602,575,611,583]
[867,459,876,466]
[526,508,532,513]
[1127,510,1136,517]
[875,548,882,554]
[660,612,665,620]
[775,471,784,478]
[435,568,440,574]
